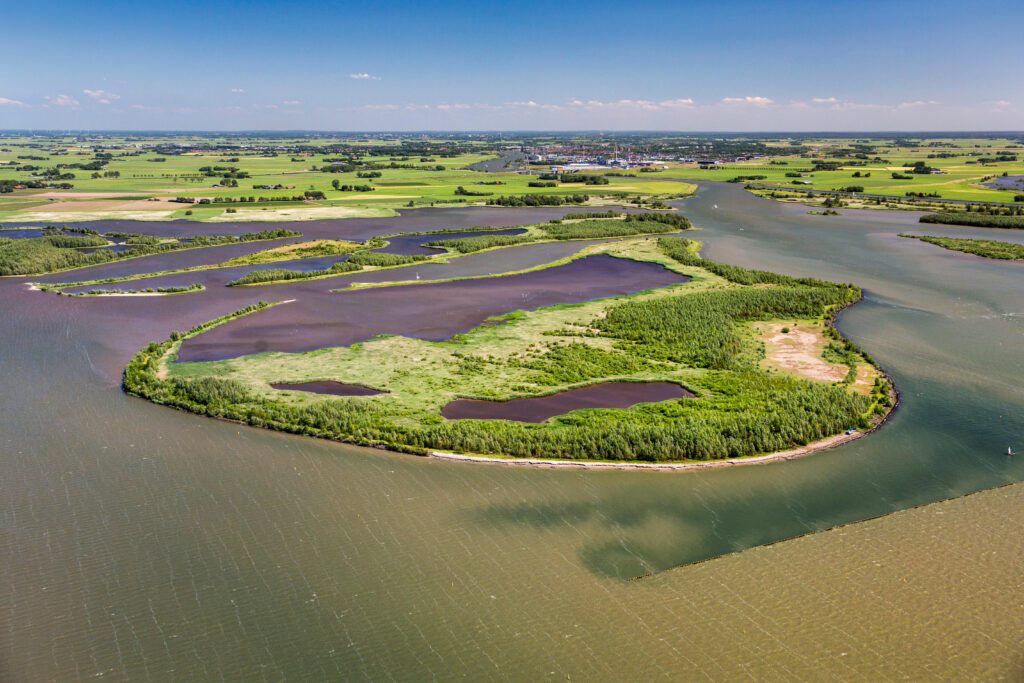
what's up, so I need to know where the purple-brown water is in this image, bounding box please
[175,254,689,362]
[442,381,693,423]
[271,381,384,396]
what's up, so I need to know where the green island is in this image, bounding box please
[0,227,300,276]
[918,211,1024,229]
[123,236,894,464]
[901,234,1024,260]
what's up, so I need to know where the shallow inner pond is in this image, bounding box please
[442,381,693,423]
[270,381,383,396]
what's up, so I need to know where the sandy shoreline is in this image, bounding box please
[428,431,866,471]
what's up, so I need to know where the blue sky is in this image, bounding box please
[2,0,1021,131]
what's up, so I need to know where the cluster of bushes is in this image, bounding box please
[728,175,767,183]
[598,278,856,369]
[347,252,428,267]
[425,234,535,253]
[562,210,623,219]
[486,194,588,207]
[557,173,609,185]
[454,186,492,197]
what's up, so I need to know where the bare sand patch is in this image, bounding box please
[755,322,847,383]
[8,210,178,222]
[33,191,146,199]
[203,206,393,222]
[852,363,879,395]
[35,199,175,213]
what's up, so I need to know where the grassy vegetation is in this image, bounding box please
[124,236,892,463]
[900,234,1024,260]
[227,261,361,286]
[221,240,361,266]
[69,283,205,297]
[919,212,1024,229]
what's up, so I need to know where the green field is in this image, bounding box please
[0,135,693,222]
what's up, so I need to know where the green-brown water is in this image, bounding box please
[2,185,1023,680]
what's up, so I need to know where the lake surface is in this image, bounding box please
[2,189,1023,680]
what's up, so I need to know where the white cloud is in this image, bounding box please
[282,100,301,105]
[350,73,381,81]
[566,98,685,111]
[83,88,120,104]
[659,98,695,108]
[896,100,939,109]
[812,97,839,104]
[0,97,25,107]
[45,94,80,108]
[230,88,245,93]
[721,96,773,105]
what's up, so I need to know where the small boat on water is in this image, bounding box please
[1009,446,1016,456]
